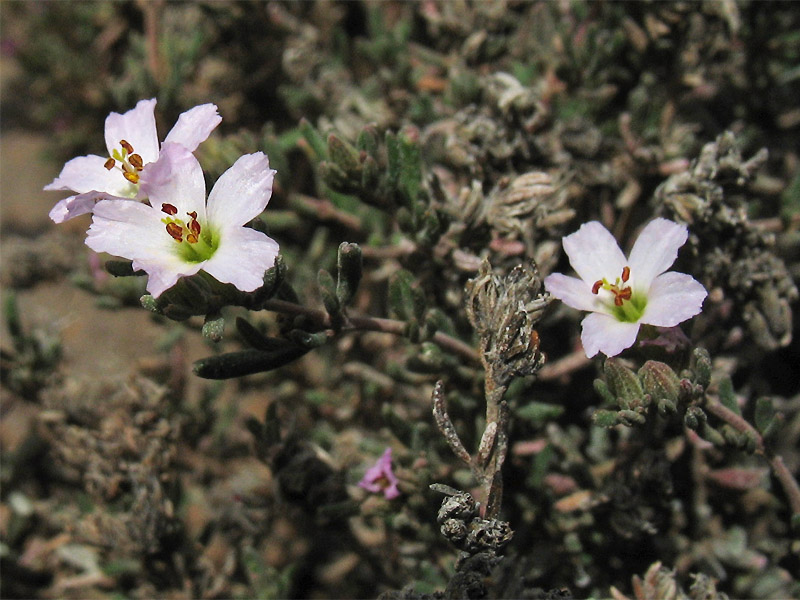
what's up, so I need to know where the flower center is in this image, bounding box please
[373,475,392,491]
[160,203,218,263]
[592,266,647,322]
[104,139,144,184]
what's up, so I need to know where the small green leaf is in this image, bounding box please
[388,269,415,320]
[516,401,565,424]
[701,422,727,447]
[194,346,309,379]
[692,348,712,389]
[754,396,778,435]
[592,409,619,427]
[684,405,707,430]
[327,134,361,175]
[105,260,144,277]
[299,118,328,159]
[718,375,740,415]
[593,379,616,405]
[336,242,362,306]
[617,409,646,426]
[398,127,422,207]
[357,125,379,156]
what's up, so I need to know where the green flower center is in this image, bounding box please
[593,266,647,323]
[160,203,219,263]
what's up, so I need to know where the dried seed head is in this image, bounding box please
[465,260,550,384]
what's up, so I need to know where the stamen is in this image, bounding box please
[123,171,140,184]
[592,280,603,295]
[617,287,632,301]
[120,140,134,154]
[129,154,144,170]
[104,157,115,170]
[621,266,630,282]
[187,211,201,237]
[161,204,178,215]
[166,222,183,242]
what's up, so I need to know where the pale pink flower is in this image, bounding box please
[544,218,707,358]
[359,448,400,500]
[45,98,221,223]
[85,144,278,298]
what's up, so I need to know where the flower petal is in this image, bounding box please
[206,152,276,228]
[134,258,204,298]
[49,191,129,223]
[104,98,159,163]
[544,273,606,313]
[201,226,279,292]
[86,199,204,297]
[641,271,707,327]
[163,103,222,152]
[44,154,137,198]
[580,312,641,358]
[562,221,627,285]
[140,143,207,215]
[86,199,174,261]
[627,218,688,290]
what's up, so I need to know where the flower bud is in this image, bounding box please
[604,358,646,410]
[691,348,712,389]
[684,406,707,430]
[336,242,362,306]
[639,361,681,406]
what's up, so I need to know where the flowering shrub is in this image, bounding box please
[7,3,797,597]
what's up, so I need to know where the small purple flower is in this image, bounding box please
[359,448,400,500]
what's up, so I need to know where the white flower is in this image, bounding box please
[45,98,221,223]
[544,218,707,358]
[85,143,279,298]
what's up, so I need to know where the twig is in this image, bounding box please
[704,397,800,517]
[538,350,592,381]
[260,298,481,366]
[360,239,418,260]
[289,194,363,231]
